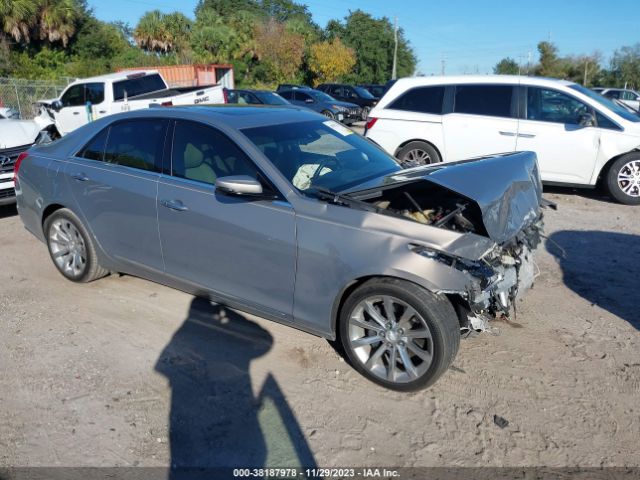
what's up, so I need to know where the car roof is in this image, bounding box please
[68,70,159,84]
[92,105,321,129]
[390,75,575,88]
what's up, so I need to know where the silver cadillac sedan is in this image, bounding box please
[15,106,547,391]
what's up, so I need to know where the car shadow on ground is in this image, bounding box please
[155,297,316,478]
[0,204,17,219]
[547,230,640,330]
[543,185,614,203]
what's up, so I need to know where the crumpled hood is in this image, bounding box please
[349,151,543,245]
[0,119,41,149]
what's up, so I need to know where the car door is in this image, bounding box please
[56,84,90,135]
[516,86,600,184]
[85,82,108,120]
[65,118,168,272]
[442,84,519,162]
[157,120,297,319]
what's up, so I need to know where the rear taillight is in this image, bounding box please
[365,117,378,131]
[14,152,28,179]
[161,101,173,107]
[222,88,229,104]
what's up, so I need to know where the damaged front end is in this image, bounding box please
[346,151,550,335]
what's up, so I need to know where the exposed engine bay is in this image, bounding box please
[349,178,547,335]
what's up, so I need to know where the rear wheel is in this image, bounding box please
[44,208,108,282]
[396,141,441,168]
[339,278,460,391]
[604,153,640,205]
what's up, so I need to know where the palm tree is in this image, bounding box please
[134,10,169,53]
[37,0,79,47]
[0,0,38,43]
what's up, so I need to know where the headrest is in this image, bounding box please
[184,143,203,169]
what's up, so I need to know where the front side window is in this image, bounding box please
[171,121,260,186]
[454,84,514,117]
[621,90,638,101]
[279,90,293,100]
[103,119,167,171]
[60,85,85,107]
[570,84,640,123]
[85,83,105,104]
[242,120,401,192]
[605,90,621,99]
[388,86,445,114]
[527,87,589,125]
[295,91,312,102]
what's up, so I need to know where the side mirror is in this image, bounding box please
[579,112,595,127]
[215,175,264,196]
[52,100,63,112]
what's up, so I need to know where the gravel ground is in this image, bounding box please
[0,185,638,470]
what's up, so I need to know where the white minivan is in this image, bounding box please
[365,75,640,204]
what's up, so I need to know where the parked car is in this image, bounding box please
[276,84,308,92]
[359,84,387,99]
[0,109,53,205]
[317,83,378,120]
[37,70,226,138]
[592,87,640,111]
[224,89,290,106]
[15,106,547,391]
[278,88,361,125]
[366,75,640,205]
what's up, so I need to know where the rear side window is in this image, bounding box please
[103,119,167,171]
[388,86,445,114]
[454,84,514,117]
[78,128,109,161]
[171,120,260,186]
[279,90,293,100]
[113,74,166,101]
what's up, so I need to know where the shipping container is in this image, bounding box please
[117,64,234,89]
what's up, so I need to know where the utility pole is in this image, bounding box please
[527,51,532,75]
[441,54,446,76]
[391,16,398,80]
[583,59,589,86]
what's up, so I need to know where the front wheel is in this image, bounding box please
[321,110,335,120]
[361,106,370,121]
[339,278,460,391]
[604,153,640,205]
[44,208,108,282]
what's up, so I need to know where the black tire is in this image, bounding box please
[44,208,108,283]
[338,277,460,391]
[604,153,640,205]
[321,110,335,120]
[396,141,441,168]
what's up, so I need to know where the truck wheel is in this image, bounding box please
[339,278,460,391]
[44,208,108,283]
[604,153,640,205]
[396,141,441,167]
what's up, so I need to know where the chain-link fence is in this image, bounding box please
[0,78,68,119]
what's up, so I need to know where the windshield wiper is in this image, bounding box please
[310,187,380,213]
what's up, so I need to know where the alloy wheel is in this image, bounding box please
[617,159,640,198]
[404,148,431,164]
[48,218,87,278]
[347,295,433,384]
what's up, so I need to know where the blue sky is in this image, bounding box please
[89,0,640,75]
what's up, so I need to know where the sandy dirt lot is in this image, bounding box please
[0,186,638,470]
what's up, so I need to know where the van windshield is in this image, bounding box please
[571,84,640,123]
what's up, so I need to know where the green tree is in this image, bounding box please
[253,18,304,84]
[0,0,37,43]
[134,10,191,54]
[493,57,519,75]
[308,38,355,86]
[37,0,81,47]
[325,10,416,84]
[535,41,566,78]
[609,44,640,89]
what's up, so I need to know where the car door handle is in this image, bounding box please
[73,112,80,115]
[517,133,536,138]
[71,173,89,181]
[160,199,188,212]
[499,131,516,137]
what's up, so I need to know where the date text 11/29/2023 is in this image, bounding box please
[233,468,400,478]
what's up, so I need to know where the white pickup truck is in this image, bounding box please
[38,70,227,137]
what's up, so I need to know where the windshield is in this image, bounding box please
[354,86,375,99]
[308,90,336,102]
[255,91,289,105]
[571,84,640,123]
[242,120,401,193]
